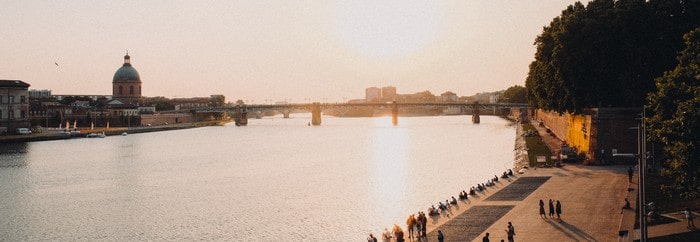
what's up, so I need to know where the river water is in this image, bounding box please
[0,115,515,241]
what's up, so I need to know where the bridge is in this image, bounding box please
[196,101,530,126]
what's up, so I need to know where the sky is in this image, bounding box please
[1,0,586,103]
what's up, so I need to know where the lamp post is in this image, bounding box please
[613,111,647,241]
[639,110,648,242]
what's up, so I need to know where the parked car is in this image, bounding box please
[16,128,32,135]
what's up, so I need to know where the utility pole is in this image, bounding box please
[639,111,648,241]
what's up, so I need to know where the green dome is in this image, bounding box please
[113,66,141,82]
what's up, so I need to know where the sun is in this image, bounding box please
[332,0,442,59]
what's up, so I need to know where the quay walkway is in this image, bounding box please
[410,119,697,241]
[417,164,629,242]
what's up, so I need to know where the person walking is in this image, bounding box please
[407,214,416,239]
[420,211,427,237]
[556,200,562,220]
[381,228,392,242]
[685,207,695,229]
[437,230,444,242]
[548,199,555,218]
[393,224,405,242]
[628,166,633,182]
[367,233,378,242]
[482,232,490,242]
[505,222,515,242]
[539,199,546,219]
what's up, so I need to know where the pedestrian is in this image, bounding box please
[381,228,392,242]
[548,199,555,218]
[628,166,633,182]
[539,199,546,219]
[505,222,515,242]
[437,230,444,242]
[482,232,490,242]
[685,207,695,229]
[556,200,562,220]
[416,218,423,238]
[367,233,378,242]
[420,212,427,237]
[407,214,416,239]
[392,224,405,242]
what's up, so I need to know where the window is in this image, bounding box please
[130,86,134,95]
[20,95,26,103]
[20,110,26,118]
[119,86,123,95]
[8,110,13,120]
[0,95,2,103]
[9,96,14,104]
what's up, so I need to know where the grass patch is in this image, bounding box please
[522,123,554,167]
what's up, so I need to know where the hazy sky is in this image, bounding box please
[1,0,584,102]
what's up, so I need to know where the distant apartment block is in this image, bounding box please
[171,97,210,110]
[440,91,458,102]
[490,94,500,104]
[53,94,113,101]
[381,86,397,101]
[29,89,52,98]
[365,87,381,102]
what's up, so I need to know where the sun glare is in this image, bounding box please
[332,0,442,59]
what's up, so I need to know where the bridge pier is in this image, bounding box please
[311,102,321,126]
[472,102,480,124]
[392,101,398,126]
[235,105,248,126]
[282,110,291,119]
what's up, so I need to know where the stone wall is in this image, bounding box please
[535,108,641,165]
[141,113,195,126]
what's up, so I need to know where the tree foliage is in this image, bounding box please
[526,0,700,114]
[142,96,174,111]
[646,28,700,199]
[501,85,528,103]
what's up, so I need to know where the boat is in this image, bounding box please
[121,132,128,136]
[86,132,106,138]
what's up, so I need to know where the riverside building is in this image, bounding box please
[0,80,31,133]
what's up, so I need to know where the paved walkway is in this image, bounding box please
[420,164,629,242]
[390,120,696,242]
[417,120,630,241]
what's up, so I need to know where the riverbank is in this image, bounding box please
[418,120,631,241]
[0,120,228,144]
[371,119,631,241]
[417,119,698,241]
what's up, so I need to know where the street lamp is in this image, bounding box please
[613,112,647,241]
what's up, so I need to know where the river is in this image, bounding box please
[0,115,515,241]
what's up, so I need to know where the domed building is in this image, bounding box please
[112,52,142,104]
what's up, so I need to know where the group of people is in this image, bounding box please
[369,169,516,241]
[538,199,562,220]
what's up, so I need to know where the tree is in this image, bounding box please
[646,28,700,199]
[501,85,528,103]
[526,0,700,114]
[143,96,174,111]
[209,95,225,107]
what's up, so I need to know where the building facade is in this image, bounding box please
[1,80,31,133]
[112,53,142,104]
[29,89,51,98]
[536,108,641,164]
[365,87,381,103]
[381,86,397,102]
